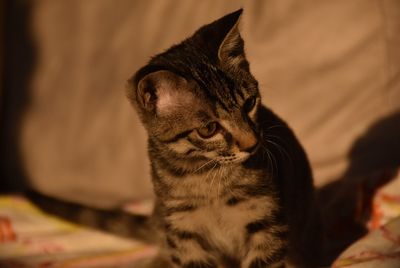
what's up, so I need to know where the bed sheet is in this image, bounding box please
[1,169,399,267]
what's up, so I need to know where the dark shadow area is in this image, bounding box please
[0,0,36,192]
[317,111,400,263]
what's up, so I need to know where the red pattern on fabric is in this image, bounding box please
[0,216,17,242]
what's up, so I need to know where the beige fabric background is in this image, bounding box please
[20,0,400,206]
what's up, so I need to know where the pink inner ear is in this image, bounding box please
[157,87,174,111]
[143,92,152,109]
[137,70,196,114]
[156,81,196,115]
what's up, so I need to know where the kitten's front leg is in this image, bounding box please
[164,231,217,268]
[242,223,288,268]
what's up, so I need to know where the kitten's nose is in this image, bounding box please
[243,141,259,153]
[236,133,258,153]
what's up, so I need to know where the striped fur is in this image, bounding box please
[29,9,323,268]
[127,9,323,268]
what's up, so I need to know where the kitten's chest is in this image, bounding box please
[164,193,276,256]
[162,170,277,254]
[209,199,275,253]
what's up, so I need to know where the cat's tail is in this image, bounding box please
[25,190,160,244]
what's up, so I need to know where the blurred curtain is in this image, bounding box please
[1,0,399,207]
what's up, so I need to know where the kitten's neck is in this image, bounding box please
[152,156,270,203]
[169,166,233,199]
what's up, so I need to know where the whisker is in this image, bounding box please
[193,158,215,173]
[216,166,223,203]
[259,142,276,175]
[264,139,291,162]
[207,161,219,204]
[224,166,237,200]
[263,134,291,148]
[260,123,287,131]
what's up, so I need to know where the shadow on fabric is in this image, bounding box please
[317,111,400,263]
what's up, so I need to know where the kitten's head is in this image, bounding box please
[128,9,261,170]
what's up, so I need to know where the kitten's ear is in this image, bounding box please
[217,10,246,68]
[131,70,189,114]
[193,9,247,69]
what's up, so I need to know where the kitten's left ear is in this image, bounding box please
[217,9,246,69]
[193,9,247,70]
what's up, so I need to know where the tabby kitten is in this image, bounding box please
[127,9,321,268]
[28,9,322,268]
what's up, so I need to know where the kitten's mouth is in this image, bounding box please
[216,154,250,165]
[246,141,260,155]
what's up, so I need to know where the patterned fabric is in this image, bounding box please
[0,169,399,267]
[333,217,400,267]
[333,170,400,267]
[0,196,156,267]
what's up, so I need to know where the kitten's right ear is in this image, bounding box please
[128,70,188,114]
[134,72,158,111]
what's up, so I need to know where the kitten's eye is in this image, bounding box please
[243,96,257,113]
[197,122,219,138]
